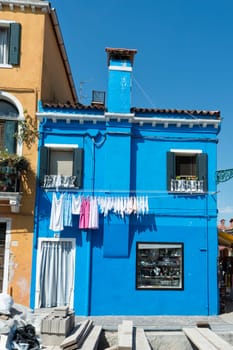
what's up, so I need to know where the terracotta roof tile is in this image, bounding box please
[131,107,221,119]
[42,102,220,119]
[42,102,105,111]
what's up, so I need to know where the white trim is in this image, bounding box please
[105,112,135,118]
[37,112,105,123]
[109,66,132,72]
[0,64,13,69]
[0,218,11,294]
[44,144,78,149]
[0,20,15,26]
[37,111,220,129]
[0,1,50,9]
[0,91,24,119]
[170,149,203,154]
[35,237,76,309]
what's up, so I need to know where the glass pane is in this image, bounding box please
[0,27,9,65]
[4,121,17,153]
[0,100,18,119]
[176,155,196,178]
[136,242,183,290]
[0,123,4,148]
[49,150,73,176]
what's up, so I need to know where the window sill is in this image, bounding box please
[169,190,205,194]
[0,64,13,69]
[0,192,22,213]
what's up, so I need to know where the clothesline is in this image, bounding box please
[44,188,216,196]
[49,193,149,232]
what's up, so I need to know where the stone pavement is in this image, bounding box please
[35,310,233,349]
[74,313,233,332]
[34,308,233,332]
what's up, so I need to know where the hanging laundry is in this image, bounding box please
[79,197,90,229]
[89,197,99,229]
[49,192,64,232]
[63,193,72,227]
[71,194,82,214]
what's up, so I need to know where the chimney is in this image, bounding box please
[105,48,137,114]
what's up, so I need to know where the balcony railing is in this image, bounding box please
[43,175,77,188]
[170,179,204,193]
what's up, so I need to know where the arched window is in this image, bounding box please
[0,92,24,155]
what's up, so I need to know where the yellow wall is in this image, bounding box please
[41,15,75,103]
[0,4,76,306]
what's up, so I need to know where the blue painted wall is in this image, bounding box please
[30,113,220,316]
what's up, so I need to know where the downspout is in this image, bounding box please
[85,134,106,315]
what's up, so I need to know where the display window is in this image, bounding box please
[136,242,184,290]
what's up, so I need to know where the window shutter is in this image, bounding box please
[73,148,83,188]
[39,146,48,186]
[167,152,175,191]
[9,23,21,65]
[197,153,208,192]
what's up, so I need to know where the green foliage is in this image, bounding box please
[0,148,29,171]
[15,111,39,148]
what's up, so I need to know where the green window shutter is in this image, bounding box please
[39,146,49,186]
[4,121,17,153]
[9,23,21,65]
[167,151,175,191]
[73,148,83,188]
[197,153,208,192]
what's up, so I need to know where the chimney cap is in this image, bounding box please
[105,47,137,66]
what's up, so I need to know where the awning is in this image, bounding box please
[218,231,233,247]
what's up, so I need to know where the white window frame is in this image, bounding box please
[0,218,11,294]
[35,237,76,309]
[0,91,24,156]
[0,20,15,68]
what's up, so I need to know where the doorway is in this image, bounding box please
[35,238,75,309]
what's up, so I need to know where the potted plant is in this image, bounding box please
[0,149,29,171]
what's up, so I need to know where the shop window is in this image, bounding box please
[0,22,21,66]
[136,242,183,290]
[167,151,208,193]
[39,146,83,189]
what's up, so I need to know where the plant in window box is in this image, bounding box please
[0,149,29,172]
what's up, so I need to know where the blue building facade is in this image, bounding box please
[31,48,221,316]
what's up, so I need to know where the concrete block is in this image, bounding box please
[118,321,133,350]
[60,320,93,349]
[53,306,69,317]
[135,327,151,350]
[80,325,102,350]
[50,317,60,334]
[41,332,66,346]
[41,315,52,333]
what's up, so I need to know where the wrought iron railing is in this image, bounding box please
[170,179,204,193]
[43,175,77,188]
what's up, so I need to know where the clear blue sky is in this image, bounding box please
[51,0,233,224]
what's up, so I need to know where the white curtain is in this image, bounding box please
[39,240,74,308]
[0,28,8,64]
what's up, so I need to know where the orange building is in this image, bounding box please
[0,0,77,306]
